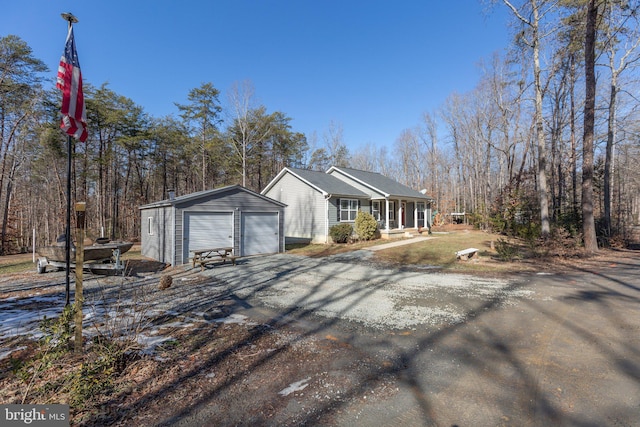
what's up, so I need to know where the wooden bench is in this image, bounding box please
[455,247,479,261]
[192,247,236,271]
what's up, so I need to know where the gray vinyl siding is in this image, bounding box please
[328,197,371,231]
[174,187,284,264]
[263,172,327,243]
[140,206,173,264]
[140,186,284,266]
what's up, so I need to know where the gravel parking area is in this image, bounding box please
[204,251,535,330]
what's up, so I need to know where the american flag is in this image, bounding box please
[57,25,87,142]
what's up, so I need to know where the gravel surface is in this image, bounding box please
[1,252,533,355]
[205,252,534,330]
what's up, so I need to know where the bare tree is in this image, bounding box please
[502,0,554,237]
[350,143,380,172]
[601,0,640,239]
[227,80,272,187]
[420,112,442,208]
[324,121,350,168]
[582,0,599,252]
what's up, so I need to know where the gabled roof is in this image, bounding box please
[262,167,368,197]
[327,166,433,200]
[139,185,286,209]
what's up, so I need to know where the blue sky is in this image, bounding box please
[3,1,511,152]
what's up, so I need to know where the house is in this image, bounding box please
[139,185,286,265]
[261,166,433,243]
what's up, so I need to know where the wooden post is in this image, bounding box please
[74,202,86,354]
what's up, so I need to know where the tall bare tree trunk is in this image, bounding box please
[569,54,578,219]
[503,0,550,237]
[582,0,599,253]
[531,1,551,237]
[604,78,616,241]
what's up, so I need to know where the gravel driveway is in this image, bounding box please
[196,251,640,426]
[2,249,639,426]
[202,251,534,330]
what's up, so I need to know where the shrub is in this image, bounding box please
[354,211,378,241]
[16,284,149,407]
[495,238,519,261]
[329,223,353,243]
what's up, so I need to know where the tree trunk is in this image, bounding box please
[569,54,578,220]
[532,2,551,237]
[603,79,616,241]
[582,0,599,253]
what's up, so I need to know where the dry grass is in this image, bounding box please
[373,230,522,273]
[285,228,585,273]
[285,229,522,273]
[0,253,35,275]
[0,246,144,276]
[286,239,390,257]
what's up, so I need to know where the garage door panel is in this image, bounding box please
[242,212,279,256]
[185,212,233,261]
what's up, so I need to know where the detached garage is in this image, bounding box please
[139,185,286,265]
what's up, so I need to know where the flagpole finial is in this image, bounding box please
[61,13,78,24]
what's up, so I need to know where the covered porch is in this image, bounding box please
[372,198,432,239]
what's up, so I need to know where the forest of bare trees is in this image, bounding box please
[1,0,639,255]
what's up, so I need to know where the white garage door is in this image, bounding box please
[241,212,279,256]
[184,212,233,262]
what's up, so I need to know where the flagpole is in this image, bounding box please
[61,12,78,307]
[65,134,72,306]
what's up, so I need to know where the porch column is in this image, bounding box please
[414,201,418,229]
[385,198,390,231]
[398,200,403,229]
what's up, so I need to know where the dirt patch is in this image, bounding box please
[124,259,169,276]
[0,307,393,426]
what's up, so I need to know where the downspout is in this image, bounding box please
[325,193,332,244]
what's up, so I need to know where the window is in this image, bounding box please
[148,216,154,235]
[388,201,396,220]
[340,199,358,221]
[417,202,425,225]
[372,201,381,221]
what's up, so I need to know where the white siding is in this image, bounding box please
[328,170,385,198]
[263,172,327,243]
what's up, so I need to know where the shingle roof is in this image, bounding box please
[139,185,286,209]
[330,167,433,199]
[288,168,368,197]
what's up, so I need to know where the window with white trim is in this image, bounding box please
[340,199,358,221]
[388,201,396,220]
[372,201,381,221]
[148,216,154,235]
